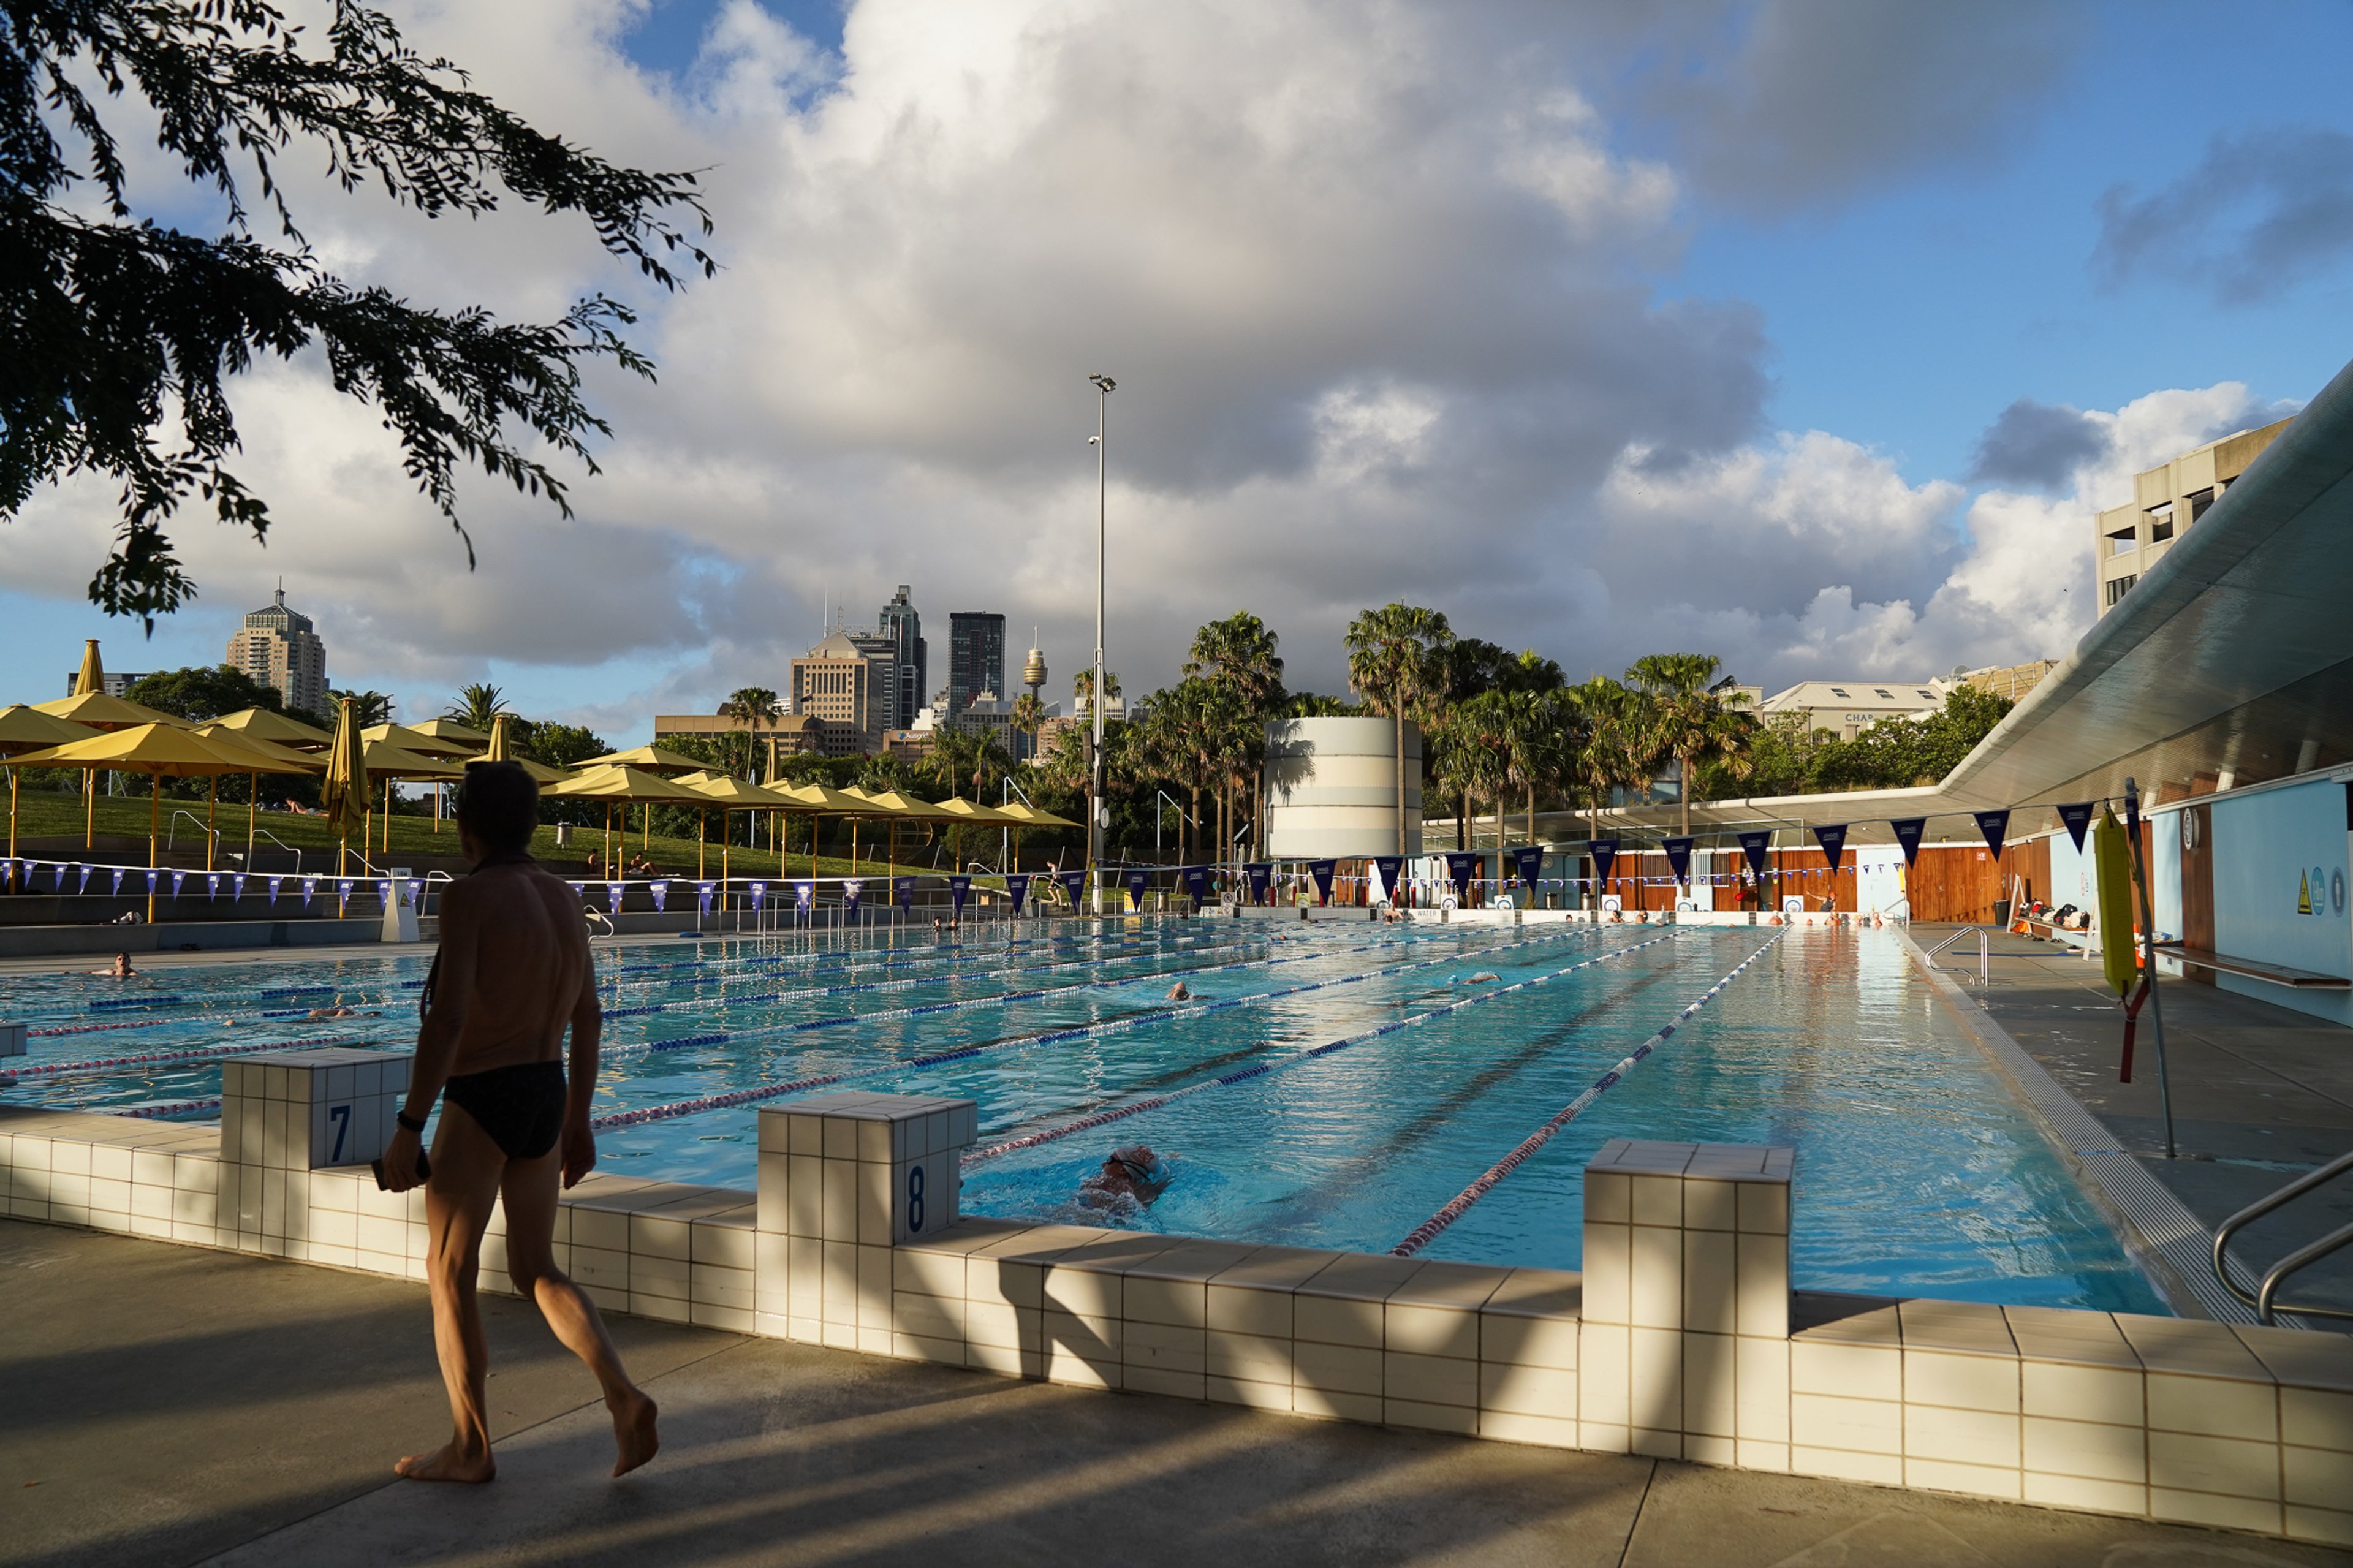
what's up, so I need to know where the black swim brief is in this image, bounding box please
[443,1061,568,1161]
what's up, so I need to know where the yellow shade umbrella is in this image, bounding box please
[990,800,1078,879]
[34,687,184,847]
[679,773,796,882]
[928,795,1020,888]
[320,699,370,882]
[193,724,327,869]
[0,706,100,865]
[72,638,104,697]
[574,744,706,850]
[209,706,334,750]
[411,716,491,748]
[7,724,300,919]
[361,722,479,759]
[547,763,711,879]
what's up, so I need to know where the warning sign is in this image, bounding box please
[2299,870,2314,916]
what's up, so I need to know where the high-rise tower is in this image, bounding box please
[227,585,330,718]
[947,612,1006,729]
[877,585,926,734]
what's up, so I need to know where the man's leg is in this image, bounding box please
[396,1104,505,1482]
[501,1146,659,1476]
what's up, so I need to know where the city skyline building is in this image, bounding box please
[946,611,1006,730]
[225,585,330,717]
[876,585,926,737]
[2096,417,2292,616]
[789,630,889,751]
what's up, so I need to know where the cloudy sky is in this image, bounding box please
[8,0,2352,738]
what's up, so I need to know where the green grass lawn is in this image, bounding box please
[0,786,1001,882]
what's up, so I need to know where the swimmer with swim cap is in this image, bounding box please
[1080,1144,1174,1210]
[1167,981,1190,1001]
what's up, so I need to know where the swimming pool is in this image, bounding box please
[1,920,2166,1311]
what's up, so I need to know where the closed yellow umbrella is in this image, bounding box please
[192,724,327,869]
[7,724,293,920]
[321,699,370,879]
[0,706,99,865]
[483,716,570,784]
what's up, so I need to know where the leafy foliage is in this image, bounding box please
[326,686,390,727]
[3,0,715,624]
[123,662,283,720]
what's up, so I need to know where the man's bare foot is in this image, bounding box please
[611,1390,659,1477]
[395,1442,496,1483]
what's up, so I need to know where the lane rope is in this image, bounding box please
[963,929,1684,1165]
[1387,930,1786,1257]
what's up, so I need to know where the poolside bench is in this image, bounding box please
[2154,944,2352,988]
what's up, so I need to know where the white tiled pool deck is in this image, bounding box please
[3,1067,2349,1550]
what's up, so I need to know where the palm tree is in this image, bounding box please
[1010,691,1045,762]
[1493,687,1568,850]
[719,686,780,779]
[1564,676,1634,839]
[442,682,509,732]
[1143,678,1229,864]
[1186,612,1284,860]
[1625,654,1752,835]
[1344,603,1453,857]
[328,688,392,728]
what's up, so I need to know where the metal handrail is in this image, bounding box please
[252,828,302,874]
[1920,925,1993,983]
[164,810,219,852]
[2213,1148,2353,1324]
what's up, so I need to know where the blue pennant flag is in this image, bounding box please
[1973,809,2011,858]
[1123,868,1151,909]
[1370,856,1403,904]
[1004,874,1027,915]
[1057,869,1089,908]
[172,871,189,900]
[949,874,972,915]
[1443,852,1477,903]
[1510,846,1544,887]
[1737,831,1771,879]
[1890,818,1927,866]
[77,864,95,894]
[1246,862,1275,905]
[267,876,283,903]
[205,873,220,900]
[740,881,757,914]
[47,861,66,892]
[895,876,917,910]
[377,879,392,908]
[648,879,669,912]
[606,882,624,915]
[2056,802,2094,853]
[300,875,317,906]
[1588,839,1619,886]
[232,873,248,901]
[1811,824,1848,874]
[1662,836,1694,884]
[1308,858,1338,906]
[699,881,717,917]
[1180,865,1209,907]
[794,880,816,918]
[148,869,162,895]
[843,879,865,920]
[407,878,424,909]
[109,866,126,895]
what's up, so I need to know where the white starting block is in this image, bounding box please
[381,866,422,943]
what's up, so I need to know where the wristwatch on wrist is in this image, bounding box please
[395,1108,428,1134]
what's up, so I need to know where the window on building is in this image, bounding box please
[2186,487,2214,526]
[1828,687,1849,698]
[1915,689,1933,699]
[1873,689,1892,699]
[2108,526,2139,556]
[2105,574,2136,607]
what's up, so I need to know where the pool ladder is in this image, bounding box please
[2212,1147,2353,1324]
[1920,925,1994,986]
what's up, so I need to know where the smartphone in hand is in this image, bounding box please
[371,1149,432,1189]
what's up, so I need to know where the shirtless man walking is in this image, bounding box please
[378,761,658,1482]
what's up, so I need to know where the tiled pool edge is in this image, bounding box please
[3,1096,2350,1545]
[1890,925,2256,1325]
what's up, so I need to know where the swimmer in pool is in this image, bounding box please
[303,1004,382,1021]
[1468,971,1499,983]
[86,952,136,978]
[1166,981,1190,1001]
[376,760,657,1485]
[1080,1145,1173,1210]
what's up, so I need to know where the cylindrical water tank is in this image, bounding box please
[1263,716,1423,858]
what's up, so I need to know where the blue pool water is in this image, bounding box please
[1,920,2167,1311]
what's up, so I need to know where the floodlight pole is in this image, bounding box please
[1088,374,1115,914]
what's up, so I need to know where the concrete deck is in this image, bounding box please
[1919,925,2353,1317]
[7,1220,2351,1568]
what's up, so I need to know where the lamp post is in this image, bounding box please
[1087,373,1115,914]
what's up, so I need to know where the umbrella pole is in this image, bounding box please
[642,803,649,854]
[8,765,17,863]
[207,776,217,871]
[247,774,257,865]
[147,780,159,923]
[699,809,707,879]
[85,768,95,848]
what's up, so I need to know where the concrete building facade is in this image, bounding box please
[789,631,888,751]
[875,586,926,732]
[2096,418,2291,616]
[1264,716,1423,858]
[1757,679,1950,740]
[225,588,329,718]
